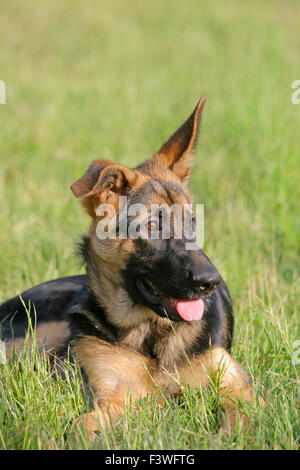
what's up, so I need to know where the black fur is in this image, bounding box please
[0,276,86,342]
[0,257,234,360]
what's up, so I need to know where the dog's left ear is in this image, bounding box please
[152,97,205,184]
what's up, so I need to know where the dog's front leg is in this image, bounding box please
[198,347,255,432]
[73,336,157,441]
[158,346,260,433]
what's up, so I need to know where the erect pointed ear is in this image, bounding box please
[153,97,206,184]
[71,160,139,216]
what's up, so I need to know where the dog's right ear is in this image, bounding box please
[71,160,114,199]
[71,159,139,216]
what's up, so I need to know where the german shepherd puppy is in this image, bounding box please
[0,98,258,438]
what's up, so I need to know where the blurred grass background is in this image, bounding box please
[0,0,299,449]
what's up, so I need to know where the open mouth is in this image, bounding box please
[136,278,205,322]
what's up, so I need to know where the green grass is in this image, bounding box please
[0,0,299,450]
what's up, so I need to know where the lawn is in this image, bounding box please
[0,0,299,450]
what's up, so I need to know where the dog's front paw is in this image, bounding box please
[72,411,105,443]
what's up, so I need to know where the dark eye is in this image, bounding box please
[148,219,159,232]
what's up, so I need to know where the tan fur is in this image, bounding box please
[5,320,70,358]
[121,322,152,351]
[119,318,202,371]
[148,97,206,184]
[151,319,202,370]
[69,99,261,440]
[86,227,157,329]
[74,336,254,439]
[81,174,195,331]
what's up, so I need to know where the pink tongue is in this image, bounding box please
[176,298,204,321]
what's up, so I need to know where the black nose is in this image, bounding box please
[190,268,221,294]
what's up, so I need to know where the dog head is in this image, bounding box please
[71,98,221,325]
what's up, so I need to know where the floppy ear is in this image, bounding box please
[152,97,205,184]
[71,160,138,216]
[71,159,114,199]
